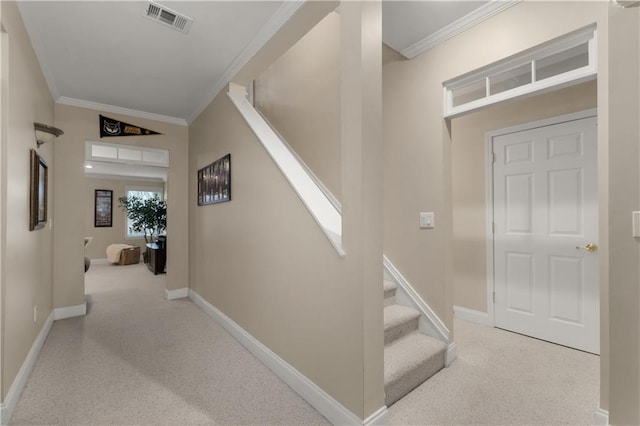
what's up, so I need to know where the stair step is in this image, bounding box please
[384,333,446,406]
[384,304,420,345]
[383,280,397,297]
[383,280,398,307]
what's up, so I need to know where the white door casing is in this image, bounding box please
[492,116,599,354]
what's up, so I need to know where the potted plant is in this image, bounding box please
[118,195,167,262]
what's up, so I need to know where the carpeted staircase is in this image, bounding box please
[384,279,446,406]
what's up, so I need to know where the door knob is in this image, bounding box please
[576,243,598,252]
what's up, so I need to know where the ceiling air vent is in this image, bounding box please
[143,1,193,34]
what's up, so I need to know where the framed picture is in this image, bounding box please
[198,153,231,206]
[94,189,113,227]
[29,149,48,231]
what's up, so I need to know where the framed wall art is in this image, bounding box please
[198,153,231,206]
[29,149,48,231]
[94,189,113,227]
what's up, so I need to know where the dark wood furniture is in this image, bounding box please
[146,242,166,275]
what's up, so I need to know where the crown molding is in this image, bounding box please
[186,0,305,124]
[401,0,522,59]
[56,97,187,126]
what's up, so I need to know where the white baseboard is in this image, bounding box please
[0,311,54,425]
[188,289,388,425]
[445,342,457,367]
[364,406,389,425]
[453,305,492,326]
[54,302,87,320]
[383,255,450,343]
[165,287,189,300]
[594,407,609,425]
[90,258,110,265]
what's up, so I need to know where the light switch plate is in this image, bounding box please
[633,211,640,237]
[419,212,435,229]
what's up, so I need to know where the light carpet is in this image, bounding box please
[388,318,600,425]
[10,263,329,425]
[10,262,599,425]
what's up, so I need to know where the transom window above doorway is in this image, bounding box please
[84,140,169,181]
[443,25,597,118]
[85,141,169,167]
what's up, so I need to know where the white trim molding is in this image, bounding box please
[187,1,304,124]
[54,302,87,320]
[364,406,389,426]
[486,108,597,140]
[453,306,492,326]
[594,407,609,425]
[445,342,458,367]
[383,255,450,343]
[56,97,188,126]
[90,258,110,265]
[401,0,522,59]
[0,312,54,425]
[188,289,388,425]
[165,287,189,300]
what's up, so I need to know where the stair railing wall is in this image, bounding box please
[228,83,344,256]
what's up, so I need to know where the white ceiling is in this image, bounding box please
[18,1,289,124]
[18,0,516,180]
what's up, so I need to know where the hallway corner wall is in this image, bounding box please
[0,0,55,404]
[189,90,366,418]
[53,104,189,309]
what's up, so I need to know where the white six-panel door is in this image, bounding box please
[493,117,599,354]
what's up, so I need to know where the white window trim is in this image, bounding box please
[443,25,597,118]
[86,140,169,167]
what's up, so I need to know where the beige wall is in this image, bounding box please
[189,4,385,415]
[84,177,164,260]
[608,4,640,424]
[254,12,342,201]
[382,0,609,412]
[53,105,189,309]
[5,0,640,421]
[452,81,597,312]
[190,92,366,415]
[0,1,55,401]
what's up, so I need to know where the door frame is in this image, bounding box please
[484,108,598,327]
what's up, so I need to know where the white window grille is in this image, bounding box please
[444,25,597,118]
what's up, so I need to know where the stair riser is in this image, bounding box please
[384,295,395,308]
[384,317,419,346]
[383,288,396,300]
[385,350,445,406]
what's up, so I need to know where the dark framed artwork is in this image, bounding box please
[94,189,113,227]
[29,149,48,231]
[198,153,231,206]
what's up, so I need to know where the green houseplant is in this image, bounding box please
[118,195,167,245]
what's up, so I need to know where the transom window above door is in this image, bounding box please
[85,141,169,167]
[443,25,596,118]
[84,141,169,182]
